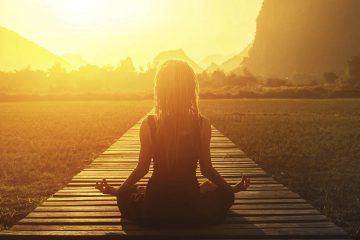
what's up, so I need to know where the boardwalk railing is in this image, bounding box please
[0,113,348,239]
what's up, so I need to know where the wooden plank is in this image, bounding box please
[26,209,322,218]
[10,222,341,231]
[40,200,308,207]
[65,180,278,185]
[43,198,307,204]
[1,228,347,237]
[45,196,306,203]
[33,203,315,212]
[58,185,288,192]
[18,215,329,225]
[56,188,290,194]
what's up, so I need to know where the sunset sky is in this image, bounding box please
[0,0,263,66]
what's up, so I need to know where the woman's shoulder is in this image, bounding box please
[141,114,155,123]
[140,116,155,141]
[140,115,156,133]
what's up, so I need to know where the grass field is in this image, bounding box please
[200,99,360,238]
[0,100,153,230]
[0,99,359,237]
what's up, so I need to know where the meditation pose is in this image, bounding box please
[96,60,250,226]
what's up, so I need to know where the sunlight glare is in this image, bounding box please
[0,0,263,65]
[46,0,105,26]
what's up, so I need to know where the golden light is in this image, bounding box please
[45,0,151,28]
[46,0,105,26]
[1,0,263,65]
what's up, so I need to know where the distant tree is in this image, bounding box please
[48,63,69,91]
[113,57,138,90]
[101,64,114,72]
[344,56,360,88]
[197,71,211,88]
[291,72,320,86]
[323,72,338,84]
[228,73,258,87]
[242,67,254,77]
[265,77,287,87]
[211,70,227,87]
[137,66,156,90]
[117,57,136,74]
[9,67,47,91]
[73,64,102,91]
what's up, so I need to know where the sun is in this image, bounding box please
[45,0,153,29]
[46,0,105,26]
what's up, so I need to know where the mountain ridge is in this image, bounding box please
[0,26,70,71]
[243,0,360,77]
[218,43,252,73]
[199,54,228,69]
[152,49,203,73]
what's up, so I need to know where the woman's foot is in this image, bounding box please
[231,175,250,193]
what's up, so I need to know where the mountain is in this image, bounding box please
[205,62,219,74]
[62,54,87,68]
[199,54,228,69]
[243,0,360,77]
[152,49,203,73]
[218,43,252,73]
[0,26,70,71]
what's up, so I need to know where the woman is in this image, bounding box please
[95,60,250,227]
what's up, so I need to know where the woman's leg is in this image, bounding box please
[116,185,145,223]
[197,181,235,225]
[200,180,218,193]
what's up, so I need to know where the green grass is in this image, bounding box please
[199,99,360,238]
[0,101,153,230]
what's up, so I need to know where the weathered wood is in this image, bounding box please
[58,185,289,192]
[40,200,308,207]
[10,222,341,231]
[0,112,347,239]
[33,203,315,212]
[43,197,306,204]
[17,215,329,225]
[51,191,301,198]
[26,209,323,218]
[1,228,347,238]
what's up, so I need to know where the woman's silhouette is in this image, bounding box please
[95,60,250,227]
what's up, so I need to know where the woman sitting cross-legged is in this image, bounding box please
[95,60,250,227]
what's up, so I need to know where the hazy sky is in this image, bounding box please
[0,0,263,66]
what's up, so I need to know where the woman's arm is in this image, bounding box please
[198,117,250,193]
[96,118,152,196]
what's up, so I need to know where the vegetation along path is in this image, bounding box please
[0,112,348,239]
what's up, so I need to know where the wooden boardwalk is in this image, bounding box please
[1,113,348,239]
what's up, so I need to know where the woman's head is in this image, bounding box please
[154,60,199,119]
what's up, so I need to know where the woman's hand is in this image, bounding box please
[231,175,250,193]
[95,178,117,196]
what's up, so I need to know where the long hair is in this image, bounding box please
[154,60,200,169]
